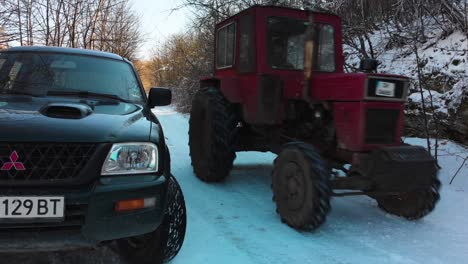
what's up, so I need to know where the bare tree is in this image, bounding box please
[0,0,143,59]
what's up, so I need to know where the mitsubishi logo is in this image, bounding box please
[1,151,26,171]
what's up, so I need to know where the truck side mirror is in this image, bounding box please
[148,88,172,108]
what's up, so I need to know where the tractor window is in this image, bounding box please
[267,17,306,70]
[267,17,336,72]
[317,25,336,72]
[216,22,236,69]
[239,14,256,73]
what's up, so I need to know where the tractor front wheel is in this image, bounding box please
[189,87,237,182]
[272,143,331,230]
[376,179,440,220]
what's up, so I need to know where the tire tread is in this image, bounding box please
[272,142,332,230]
[189,88,237,182]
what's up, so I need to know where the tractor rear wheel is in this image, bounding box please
[272,142,331,230]
[189,87,237,182]
[376,178,440,220]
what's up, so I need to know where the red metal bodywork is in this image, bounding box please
[333,101,404,152]
[207,6,409,154]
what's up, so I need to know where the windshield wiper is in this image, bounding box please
[47,90,131,103]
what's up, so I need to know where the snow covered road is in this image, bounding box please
[1,107,467,264]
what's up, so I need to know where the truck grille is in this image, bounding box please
[0,143,96,184]
[365,109,399,144]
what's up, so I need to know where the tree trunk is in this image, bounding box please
[17,0,23,46]
[45,0,50,45]
[27,0,33,45]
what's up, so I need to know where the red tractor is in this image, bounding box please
[188,5,440,230]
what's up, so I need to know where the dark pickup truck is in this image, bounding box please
[0,46,186,263]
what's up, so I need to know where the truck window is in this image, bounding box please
[217,22,236,69]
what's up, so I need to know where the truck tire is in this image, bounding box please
[376,178,440,220]
[117,175,186,264]
[272,142,331,230]
[161,175,187,262]
[189,87,237,182]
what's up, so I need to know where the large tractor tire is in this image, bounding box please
[189,87,237,182]
[272,142,331,230]
[376,178,440,220]
[117,175,186,264]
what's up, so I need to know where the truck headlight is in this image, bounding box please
[101,143,158,175]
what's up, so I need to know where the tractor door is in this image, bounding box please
[212,10,257,106]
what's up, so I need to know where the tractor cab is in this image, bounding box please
[212,6,343,123]
[214,6,343,75]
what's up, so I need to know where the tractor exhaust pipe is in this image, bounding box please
[303,11,317,102]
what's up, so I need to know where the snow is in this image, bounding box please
[407,80,468,114]
[446,79,468,112]
[408,89,448,113]
[0,107,467,263]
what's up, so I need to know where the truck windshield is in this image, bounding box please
[0,52,144,102]
[267,17,336,72]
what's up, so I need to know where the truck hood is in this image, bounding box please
[0,96,153,143]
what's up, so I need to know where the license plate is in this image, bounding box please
[0,197,64,219]
[376,81,396,97]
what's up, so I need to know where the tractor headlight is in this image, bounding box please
[101,143,158,175]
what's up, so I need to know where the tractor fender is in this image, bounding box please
[200,77,243,103]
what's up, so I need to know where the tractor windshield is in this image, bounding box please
[267,17,336,72]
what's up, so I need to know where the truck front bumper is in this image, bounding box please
[0,174,167,252]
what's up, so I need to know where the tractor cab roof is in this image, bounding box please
[216,5,341,28]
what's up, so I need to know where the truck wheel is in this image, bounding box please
[161,175,187,262]
[376,178,440,220]
[189,87,237,182]
[272,142,331,230]
[117,176,187,264]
